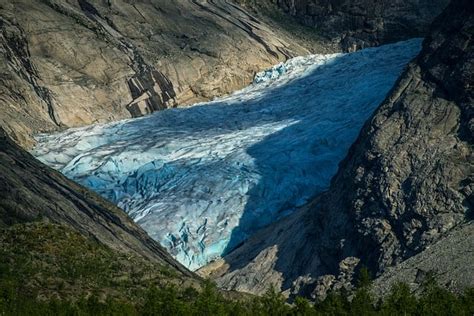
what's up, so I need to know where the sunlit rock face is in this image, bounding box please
[33,39,422,270]
[1,0,319,148]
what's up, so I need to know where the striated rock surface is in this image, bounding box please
[371,222,474,297]
[0,126,194,277]
[236,0,449,51]
[0,0,327,147]
[202,0,473,298]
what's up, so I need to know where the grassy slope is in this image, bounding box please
[0,222,194,303]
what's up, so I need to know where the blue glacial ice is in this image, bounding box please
[32,39,422,270]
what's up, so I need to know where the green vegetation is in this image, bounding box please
[0,222,193,303]
[1,223,473,315]
[1,277,473,315]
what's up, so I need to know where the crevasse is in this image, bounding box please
[33,39,422,270]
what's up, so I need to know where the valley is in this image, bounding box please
[33,39,422,270]
[0,0,472,313]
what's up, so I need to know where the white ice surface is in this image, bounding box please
[33,39,422,270]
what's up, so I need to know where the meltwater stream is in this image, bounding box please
[33,39,422,270]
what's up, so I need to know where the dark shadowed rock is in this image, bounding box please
[279,0,450,51]
[237,0,449,51]
[202,0,473,298]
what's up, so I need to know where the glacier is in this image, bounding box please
[32,39,422,270]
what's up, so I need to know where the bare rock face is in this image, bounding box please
[0,126,194,277]
[203,0,473,298]
[371,223,474,297]
[271,0,450,51]
[0,18,60,148]
[326,0,473,274]
[0,0,320,147]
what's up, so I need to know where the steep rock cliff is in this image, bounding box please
[236,0,449,51]
[0,0,328,147]
[202,0,473,298]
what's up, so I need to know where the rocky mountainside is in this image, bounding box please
[235,0,449,51]
[371,222,473,297]
[1,0,471,306]
[201,0,473,298]
[0,126,193,278]
[31,38,422,270]
[0,0,332,148]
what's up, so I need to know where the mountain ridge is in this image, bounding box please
[202,0,473,299]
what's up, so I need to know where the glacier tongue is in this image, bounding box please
[32,39,422,270]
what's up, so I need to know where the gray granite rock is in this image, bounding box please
[371,222,474,297]
[0,0,324,147]
[272,0,450,51]
[203,0,473,299]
